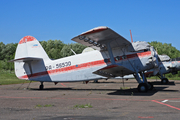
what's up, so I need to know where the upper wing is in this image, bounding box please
[93,64,134,77]
[71,26,132,50]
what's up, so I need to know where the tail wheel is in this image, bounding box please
[137,83,148,92]
[161,78,169,84]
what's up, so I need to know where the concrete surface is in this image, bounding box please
[0,79,180,120]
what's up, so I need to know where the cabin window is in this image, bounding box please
[104,59,108,63]
[122,55,127,59]
[115,56,120,61]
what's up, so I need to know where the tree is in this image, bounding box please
[44,40,65,59]
[0,42,5,60]
[149,41,180,59]
[60,43,86,58]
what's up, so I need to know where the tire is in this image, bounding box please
[137,83,148,92]
[161,78,169,84]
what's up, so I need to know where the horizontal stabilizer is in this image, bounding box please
[93,64,134,77]
[8,57,42,62]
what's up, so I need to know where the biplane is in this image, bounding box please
[9,26,161,92]
[145,55,180,84]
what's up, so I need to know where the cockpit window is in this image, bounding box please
[144,49,150,52]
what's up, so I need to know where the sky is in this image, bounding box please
[0,0,180,50]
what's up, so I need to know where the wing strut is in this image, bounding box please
[106,42,115,64]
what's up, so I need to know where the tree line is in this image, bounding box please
[149,41,180,59]
[0,40,86,71]
[0,40,180,72]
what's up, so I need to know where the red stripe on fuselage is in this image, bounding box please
[19,51,152,79]
[113,51,151,62]
[19,60,105,79]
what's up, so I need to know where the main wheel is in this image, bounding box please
[137,83,148,92]
[161,78,169,84]
[147,82,154,90]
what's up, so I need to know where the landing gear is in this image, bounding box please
[161,78,169,84]
[138,83,148,92]
[134,72,154,92]
[39,82,44,90]
[137,82,154,92]
[94,80,99,83]
[157,72,169,85]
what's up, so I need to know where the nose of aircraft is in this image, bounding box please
[172,61,180,70]
[169,58,180,74]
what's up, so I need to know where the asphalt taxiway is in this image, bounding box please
[0,79,180,120]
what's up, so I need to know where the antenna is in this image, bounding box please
[156,48,158,54]
[71,49,76,55]
[130,30,133,43]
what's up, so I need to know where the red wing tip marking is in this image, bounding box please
[81,26,108,36]
[19,36,37,44]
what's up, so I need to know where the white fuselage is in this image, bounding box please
[15,48,154,82]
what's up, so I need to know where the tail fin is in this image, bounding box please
[9,36,50,80]
[14,36,50,61]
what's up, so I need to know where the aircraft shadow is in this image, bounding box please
[90,80,176,85]
[151,81,175,85]
[89,81,138,84]
[29,88,119,91]
[89,81,117,84]
[29,85,178,96]
[107,87,179,96]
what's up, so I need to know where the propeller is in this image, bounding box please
[150,46,160,75]
[130,30,133,43]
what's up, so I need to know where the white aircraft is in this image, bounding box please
[145,55,180,84]
[9,26,160,92]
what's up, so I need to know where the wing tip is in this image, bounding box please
[80,26,108,36]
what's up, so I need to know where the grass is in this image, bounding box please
[73,103,92,109]
[148,76,180,80]
[0,70,32,85]
[120,87,130,90]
